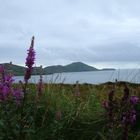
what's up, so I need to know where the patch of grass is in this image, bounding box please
[1,83,136,140]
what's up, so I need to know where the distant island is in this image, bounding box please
[0,62,115,76]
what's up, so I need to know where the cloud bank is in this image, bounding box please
[0,0,140,68]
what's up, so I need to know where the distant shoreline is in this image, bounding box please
[1,62,115,76]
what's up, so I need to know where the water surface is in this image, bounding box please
[14,69,140,84]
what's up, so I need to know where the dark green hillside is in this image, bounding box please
[44,62,98,74]
[44,65,64,74]
[1,63,44,76]
[64,62,98,71]
[2,63,25,76]
[1,62,115,76]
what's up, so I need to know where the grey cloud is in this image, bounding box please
[0,0,140,68]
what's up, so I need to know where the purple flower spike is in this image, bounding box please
[0,85,10,101]
[24,36,35,82]
[130,96,139,105]
[24,68,32,81]
[25,46,35,68]
[13,89,24,105]
[130,114,136,124]
[4,74,14,87]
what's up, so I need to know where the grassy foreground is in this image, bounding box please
[0,82,139,140]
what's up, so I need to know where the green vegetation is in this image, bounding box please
[2,63,25,76]
[0,82,140,140]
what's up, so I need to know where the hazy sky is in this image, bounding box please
[0,0,140,68]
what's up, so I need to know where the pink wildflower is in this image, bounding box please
[130,96,139,105]
[13,89,24,105]
[24,36,35,82]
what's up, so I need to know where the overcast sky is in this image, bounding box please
[1,0,140,69]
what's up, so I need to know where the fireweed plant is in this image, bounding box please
[18,36,36,140]
[0,37,36,139]
[102,85,139,140]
